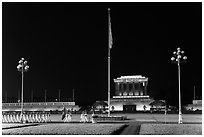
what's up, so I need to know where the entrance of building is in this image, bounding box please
[123,105,136,111]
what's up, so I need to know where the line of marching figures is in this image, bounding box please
[2,113,51,123]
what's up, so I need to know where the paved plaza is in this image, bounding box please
[31,113,202,123]
[2,113,202,135]
[125,113,202,123]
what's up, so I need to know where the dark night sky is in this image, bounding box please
[2,2,202,106]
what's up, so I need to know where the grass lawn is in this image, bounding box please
[139,123,202,135]
[2,123,126,135]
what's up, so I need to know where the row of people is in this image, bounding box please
[2,113,50,123]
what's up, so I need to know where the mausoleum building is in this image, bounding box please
[110,75,154,111]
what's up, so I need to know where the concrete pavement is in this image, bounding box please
[2,113,202,135]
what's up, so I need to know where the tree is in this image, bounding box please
[149,100,166,111]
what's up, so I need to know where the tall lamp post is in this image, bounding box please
[17,58,29,123]
[171,47,187,124]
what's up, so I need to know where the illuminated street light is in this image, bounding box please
[171,47,187,124]
[17,58,29,123]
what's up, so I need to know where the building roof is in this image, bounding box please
[114,75,148,83]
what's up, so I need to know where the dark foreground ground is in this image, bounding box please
[2,113,202,135]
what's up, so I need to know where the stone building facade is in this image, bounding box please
[110,75,154,111]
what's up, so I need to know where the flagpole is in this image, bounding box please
[193,86,195,100]
[108,46,110,117]
[108,8,111,117]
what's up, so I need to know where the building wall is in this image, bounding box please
[184,100,202,111]
[111,76,154,111]
[193,100,202,105]
[2,102,80,112]
[110,98,154,111]
[115,82,147,96]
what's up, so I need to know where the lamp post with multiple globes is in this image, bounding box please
[171,47,187,124]
[17,58,29,123]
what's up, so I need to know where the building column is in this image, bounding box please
[134,83,139,96]
[140,82,144,96]
[132,83,136,96]
[115,82,119,92]
[115,82,119,95]
[117,83,120,92]
[122,83,127,96]
[133,82,135,91]
[117,82,120,95]
[139,83,143,96]
[144,82,147,95]
[121,83,124,92]
[129,83,133,96]
[115,82,117,92]
[138,83,140,95]
[127,82,129,92]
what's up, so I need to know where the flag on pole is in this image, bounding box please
[108,8,113,49]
